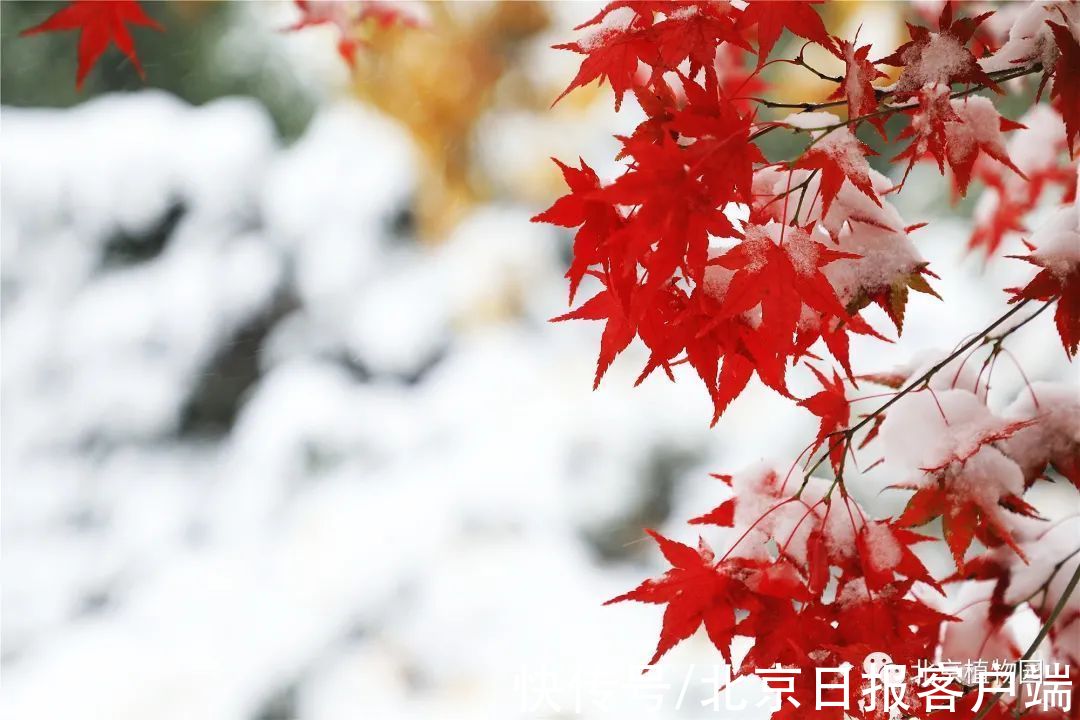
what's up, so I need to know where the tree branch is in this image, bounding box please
[796,297,1043,496]
[973,559,1080,719]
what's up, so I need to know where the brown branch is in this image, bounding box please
[749,64,1042,143]
[973,559,1080,719]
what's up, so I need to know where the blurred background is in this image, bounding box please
[1,2,1073,719]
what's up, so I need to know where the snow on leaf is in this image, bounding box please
[856,522,942,594]
[1000,381,1080,490]
[894,90,1026,197]
[879,5,999,98]
[829,38,888,139]
[883,390,1037,570]
[794,126,881,216]
[893,83,961,185]
[944,96,1027,197]
[1007,204,1080,357]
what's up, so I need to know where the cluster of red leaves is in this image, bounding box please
[287,0,418,66]
[537,2,908,425]
[540,2,1080,718]
[539,0,1079,411]
[20,0,162,89]
[612,472,954,717]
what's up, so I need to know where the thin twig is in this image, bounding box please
[796,298,1041,496]
[973,560,1080,719]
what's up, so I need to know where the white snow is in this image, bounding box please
[979,2,1080,73]
[894,32,970,94]
[2,90,794,720]
[1029,204,1080,277]
[1000,381,1080,484]
[780,111,842,131]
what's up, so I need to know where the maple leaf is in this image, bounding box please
[21,0,162,89]
[892,84,961,187]
[669,223,865,421]
[831,579,956,672]
[736,0,834,65]
[711,223,859,357]
[551,283,635,389]
[878,4,999,98]
[793,127,881,216]
[648,2,750,81]
[668,77,764,208]
[602,133,737,290]
[943,97,1027,197]
[532,158,624,303]
[1047,21,1080,156]
[896,459,1036,572]
[847,266,941,335]
[552,11,653,111]
[605,531,766,666]
[894,92,1025,196]
[1007,205,1080,357]
[797,366,849,474]
[883,389,1040,569]
[855,522,942,594]
[680,299,769,424]
[829,38,888,139]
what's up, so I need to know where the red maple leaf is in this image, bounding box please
[1008,244,1080,357]
[944,97,1027,197]
[896,481,1036,572]
[552,8,654,110]
[605,530,783,667]
[878,4,999,98]
[889,390,1041,570]
[531,158,625,303]
[602,133,739,290]
[711,223,860,358]
[735,0,834,65]
[668,77,764,209]
[648,2,750,81]
[21,0,162,89]
[678,291,782,424]
[854,522,942,594]
[551,283,635,389]
[1047,21,1080,155]
[797,366,850,474]
[830,579,956,681]
[894,91,1025,196]
[892,84,961,187]
[829,37,888,138]
[793,128,881,216]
